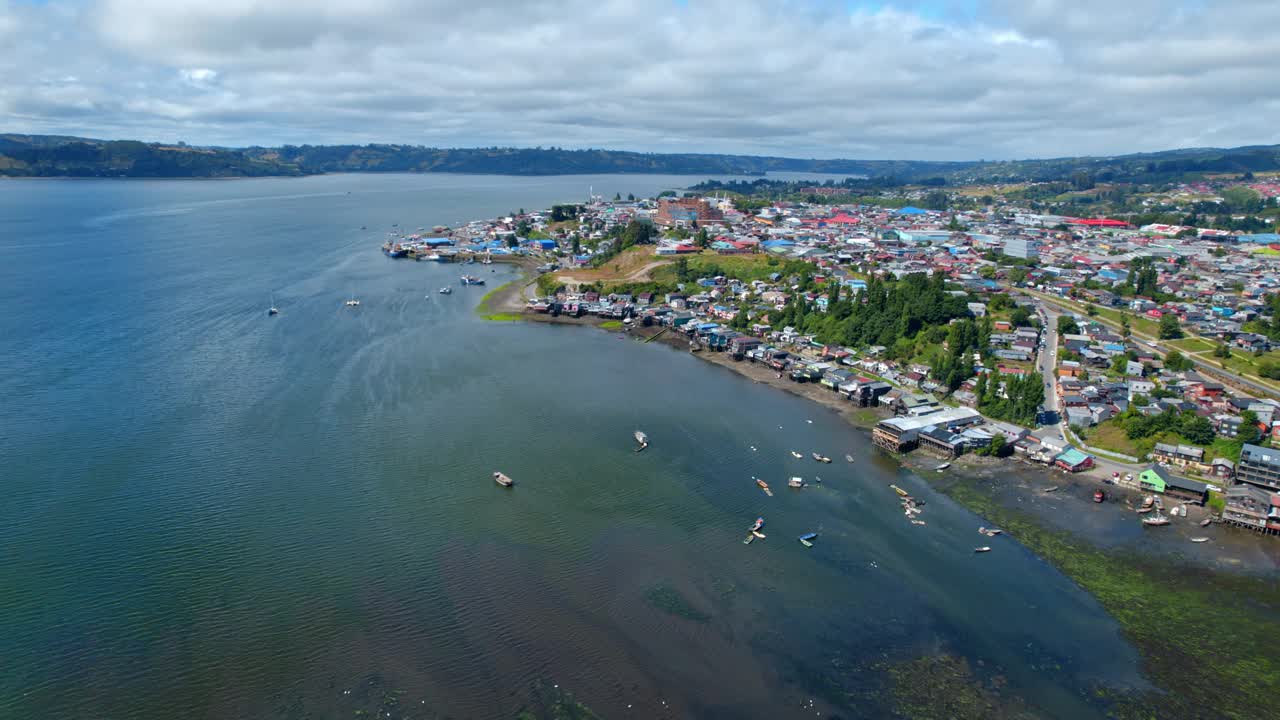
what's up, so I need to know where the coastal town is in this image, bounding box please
[383,177,1280,541]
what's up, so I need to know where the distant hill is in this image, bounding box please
[2,133,1278,182]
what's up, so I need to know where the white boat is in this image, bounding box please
[493,471,514,487]
[791,451,803,459]
[935,462,950,471]
[439,287,452,294]
[268,292,279,315]
[974,546,991,553]
[345,298,360,307]
[1142,514,1170,527]
[1189,537,1209,543]
[634,431,648,445]
[788,477,804,488]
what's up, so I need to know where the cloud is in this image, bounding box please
[0,0,1276,159]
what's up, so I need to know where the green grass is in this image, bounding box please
[1167,337,1217,354]
[942,479,1280,720]
[1083,422,1145,457]
[598,320,623,330]
[481,313,521,322]
[649,252,796,284]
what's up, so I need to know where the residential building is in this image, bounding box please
[1237,443,1280,492]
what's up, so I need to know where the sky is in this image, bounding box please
[1,0,1278,160]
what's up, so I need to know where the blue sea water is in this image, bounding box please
[0,173,1146,719]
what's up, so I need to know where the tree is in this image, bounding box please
[1158,313,1183,339]
[987,433,1009,458]
[1111,354,1130,375]
[1057,315,1080,336]
[1180,415,1216,445]
[1214,343,1232,359]
[571,237,581,256]
[1120,313,1131,339]
[1237,410,1261,446]
[505,235,519,248]
[694,227,710,249]
[1086,303,1098,317]
[1163,349,1193,372]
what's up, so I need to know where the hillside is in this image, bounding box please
[2,133,1279,182]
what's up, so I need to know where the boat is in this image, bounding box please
[978,527,1003,536]
[1142,514,1170,527]
[750,517,764,532]
[345,298,360,307]
[751,530,766,539]
[974,546,991,553]
[935,462,951,471]
[1042,486,1060,493]
[439,287,452,294]
[1136,506,1154,514]
[755,478,773,497]
[460,275,486,286]
[798,532,818,548]
[492,471,514,487]
[910,519,927,526]
[1093,489,1106,503]
[788,477,804,488]
[1199,517,1212,527]
[845,454,855,463]
[1190,537,1209,543]
[743,533,755,545]
[791,451,803,459]
[890,484,909,497]
[1139,496,1155,511]
[634,430,648,446]
[812,453,831,463]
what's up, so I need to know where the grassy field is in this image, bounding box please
[1167,337,1218,354]
[942,478,1280,720]
[1081,422,1145,457]
[648,252,788,284]
[554,246,668,283]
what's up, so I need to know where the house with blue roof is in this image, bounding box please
[896,206,928,216]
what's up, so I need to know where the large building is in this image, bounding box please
[1003,237,1040,260]
[1237,443,1280,492]
[654,197,723,227]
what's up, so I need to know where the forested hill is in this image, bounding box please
[2,133,1279,181]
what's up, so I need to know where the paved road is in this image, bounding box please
[1025,290,1280,401]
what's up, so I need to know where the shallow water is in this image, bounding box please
[1,174,1148,718]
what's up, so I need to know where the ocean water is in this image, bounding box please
[1,173,1146,719]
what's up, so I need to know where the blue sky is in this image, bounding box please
[1,0,1276,159]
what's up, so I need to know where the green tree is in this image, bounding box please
[1086,303,1098,317]
[694,227,710,249]
[1164,349,1193,372]
[1180,415,1216,445]
[1237,410,1261,446]
[1158,313,1183,339]
[1057,315,1080,336]
[571,237,581,255]
[987,433,1009,457]
[1214,343,1232,359]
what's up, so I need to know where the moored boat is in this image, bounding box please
[798,532,818,548]
[743,533,755,545]
[1199,517,1212,527]
[1142,514,1170,526]
[1093,489,1106,503]
[439,287,452,294]
[493,471,514,487]
[788,477,804,488]
[751,530,766,539]
[935,462,950,471]
[755,478,773,497]
[890,484,909,497]
[812,453,831,463]
[974,546,991,553]
[845,454,854,463]
[750,517,764,532]
[791,451,803,459]
[1189,537,1209,543]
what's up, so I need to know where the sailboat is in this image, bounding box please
[267,292,279,315]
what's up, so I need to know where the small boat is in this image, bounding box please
[1136,506,1154,515]
[1042,486,1060,493]
[791,451,803,459]
[1093,490,1106,503]
[634,430,648,445]
[1189,537,1209,543]
[345,299,360,307]
[460,275,486,286]
[1142,515,1170,527]
[812,453,831,463]
[743,533,755,545]
[890,484,909,497]
[974,546,991,553]
[910,519,927,526]
[788,477,804,488]
[845,454,855,463]
[755,478,773,497]
[439,287,452,294]
[750,517,764,532]
[750,446,757,452]
[493,471,514,487]
[978,527,1003,537]
[268,292,279,315]
[751,530,766,539]
[935,462,951,471]
[1199,517,1212,527]
[799,532,818,548]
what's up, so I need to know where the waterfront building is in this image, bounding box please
[1237,443,1280,492]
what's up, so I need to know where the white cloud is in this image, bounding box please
[0,0,1276,159]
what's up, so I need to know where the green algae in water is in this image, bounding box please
[644,584,711,623]
[515,681,601,720]
[888,655,1042,720]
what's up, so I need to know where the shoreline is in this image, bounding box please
[507,309,1280,718]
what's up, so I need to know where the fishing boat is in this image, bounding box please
[439,287,452,294]
[812,453,831,463]
[845,454,854,463]
[974,546,991,553]
[492,471,514,487]
[1093,489,1106,503]
[750,517,764,532]
[791,451,803,459]
[935,462,950,471]
[1189,537,1209,543]
[1199,517,1212,527]
[798,532,818,548]
[1142,514,1170,527]
[755,478,773,497]
[788,477,804,488]
[890,484,909,497]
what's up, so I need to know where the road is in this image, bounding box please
[1024,289,1280,401]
